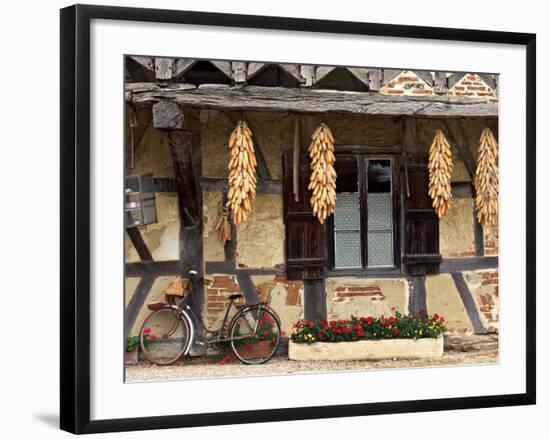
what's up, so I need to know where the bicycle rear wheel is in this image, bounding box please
[229,307,281,365]
[140,308,191,365]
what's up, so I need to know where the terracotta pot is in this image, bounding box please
[240,340,271,358]
[125,350,139,365]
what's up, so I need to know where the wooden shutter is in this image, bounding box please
[282,152,325,280]
[402,164,442,275]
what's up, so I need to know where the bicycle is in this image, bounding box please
[139,270,281,365]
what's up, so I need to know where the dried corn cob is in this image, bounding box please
[214,206,232,244]
[226,121,257,224]
[474,127,499,227]
[428,129,453,218]
[308,123,336,224]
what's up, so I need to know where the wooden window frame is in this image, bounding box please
[326,151,402,276]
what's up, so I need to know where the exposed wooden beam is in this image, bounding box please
[279,64,304,83]
[445,119,476,176]
[303,279,327,321]
[126,260,179,277]
[434,71,448,94]
[448,72,467,89]
[236,273,261,305]
[451,272,487,334]
[347,67,369,87]
[440,256,498,272]
[124,276,155,337]
[413,70,434,87]
[126,228,153,261]
[210,61,232,79]
[152,100,183,130]
[368,69,382,91]
[164,112,205,325]
[247,62,267,79]
[293,115,301,202]
[383,69,402,85]
[478,73,497,90]
[231,61,247,84]
[155,58,174,81]
[128,84,498,117]
[315,66,335,83]
[200,177,282,194]
[300,65,315,87]
[128,56,154,72]
[407,275,427,316]
[174,59,197,77]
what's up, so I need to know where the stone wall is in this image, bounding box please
[439,197,476,257]
[447,74,498,102]
[124,111,499,342]
[202,274,303,336]
[325,278,409,321]
[380,70,434,96]
[463,270,499,333]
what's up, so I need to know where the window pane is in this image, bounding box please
[367,161,393,267]
[334,194,360,230]
[368,193,392,230]
[368,160,391,193]
[335,159,358,193]
[334,159,361,269]
[334,231,362,268]
[368,230,394,266]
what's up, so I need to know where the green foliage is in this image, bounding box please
[126,335,139,352]
[290,310,446,344]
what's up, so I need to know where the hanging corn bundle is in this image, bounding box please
[227,121,257,224]
[308,123,336,224]
[428,129,453,218]
[214,206,232,244]
[474,127,499,227]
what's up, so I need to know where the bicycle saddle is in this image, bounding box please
[228,293,243,300]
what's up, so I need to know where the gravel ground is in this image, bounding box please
[126,336,498,383]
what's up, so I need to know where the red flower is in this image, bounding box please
[433,313,440,321]
[394,328,400,336]
[149,334,157,341]
[263,329,269,336]
[343,328,352,335]
[309,322,314,328]
[440,317,445,323]
[143,328,151,335]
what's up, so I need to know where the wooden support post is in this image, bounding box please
[407,275,427,316]
[368,68,382,91]
[300,65,315,87]
[153,102,205,330]
[155,58,174,81]
[303,279,327,321]
[434,71,448,94]
[293,115,301,201]
[231,62,247,84]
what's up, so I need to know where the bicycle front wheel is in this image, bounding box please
[140,308,190,365]
[229,307,281,365]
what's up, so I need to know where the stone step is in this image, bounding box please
[444,334,499,352]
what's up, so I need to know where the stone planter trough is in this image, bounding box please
[288,337,444,361]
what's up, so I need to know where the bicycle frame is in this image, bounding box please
[173,280,276,346]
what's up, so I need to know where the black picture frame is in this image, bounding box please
[60,4,536,434]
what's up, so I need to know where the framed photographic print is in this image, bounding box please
[60,4,536,434]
